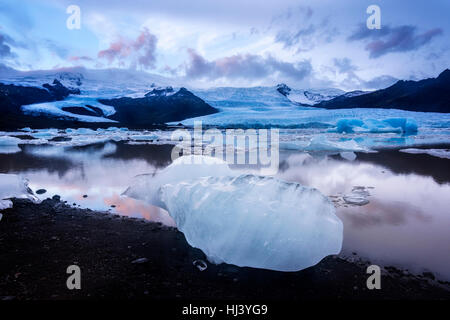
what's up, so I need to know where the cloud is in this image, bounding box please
[272,6,338,52]
[184,49,312,81]
[0,33,22,59]
[0,32,16,59]
[333,57,357,73]
[363,75,398,89]
[331,57,397,90]
[43,39,69,59]
[348,24,443,58]
[98,28,157,69]
[68,55,94,62]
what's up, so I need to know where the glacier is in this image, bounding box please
[21,96,118,123]
[124,155,343,271]
[2,68,450,151]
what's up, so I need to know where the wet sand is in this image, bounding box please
[0,198,448,301]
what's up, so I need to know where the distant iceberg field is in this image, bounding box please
[173,87,450,151]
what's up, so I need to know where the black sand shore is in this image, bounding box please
[0,198,448,301]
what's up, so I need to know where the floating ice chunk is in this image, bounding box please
[130,134,159,141]
[383,118,418,134]
[340,151,357,161]
[0,174,39,210]
[399,148,450,159]
[343,186,370,206]
[279,141,309,150]
[124,155,233,210]
[158,174,343,271]
[0,145,21,154]
[20,127,32,132]
[0,136,22,146]
[280,136,368,152]
[305,136,368,152]
[72,128,97,135]
[335,119,364,134]
[0,136,22,154]
[335,118,418,134]
[31,128,59,139]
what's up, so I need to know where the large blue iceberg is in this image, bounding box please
[335,118,418,134]
[124,155,343,271]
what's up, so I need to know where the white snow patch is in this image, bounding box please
[21,101,117,123]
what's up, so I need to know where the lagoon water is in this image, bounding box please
[0,138,449,280]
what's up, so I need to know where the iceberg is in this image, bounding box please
[0,174,39,210]
[125,155,343,271]
[0,136,22,154]
[124,155,233,210]
[305,136,368,152]
[130,134,159,141]
[399,148,450,159]
[340,151,357,161]
[31,128,59,139]
[280,136,368,152]
[335,118,418,134]
[343,186,371,206]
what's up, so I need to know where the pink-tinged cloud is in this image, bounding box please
[98,29,157,69]
[68,55,94,62]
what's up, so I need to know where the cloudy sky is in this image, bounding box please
[0,0,449,89]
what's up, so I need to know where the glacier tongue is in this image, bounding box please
[125,156,343,271]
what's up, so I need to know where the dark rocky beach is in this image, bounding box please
[1,197,448,301]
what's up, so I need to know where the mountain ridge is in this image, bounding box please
[314,69,450,113]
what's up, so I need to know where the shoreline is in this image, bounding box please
[0,198,448,300]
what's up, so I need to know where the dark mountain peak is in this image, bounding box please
[437,69,450,82]
[98,87,218,127]
[276,83,291,96]
[43,79,80,99]
[315,68,450,113]
[175,87,194,97]
[144,86,174,97]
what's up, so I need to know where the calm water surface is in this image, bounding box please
[1,140,449,280]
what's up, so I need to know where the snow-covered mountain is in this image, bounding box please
[276,83,344,106]
[0,68,215,129]
[0,66,177,99]
[1,66,386,130]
